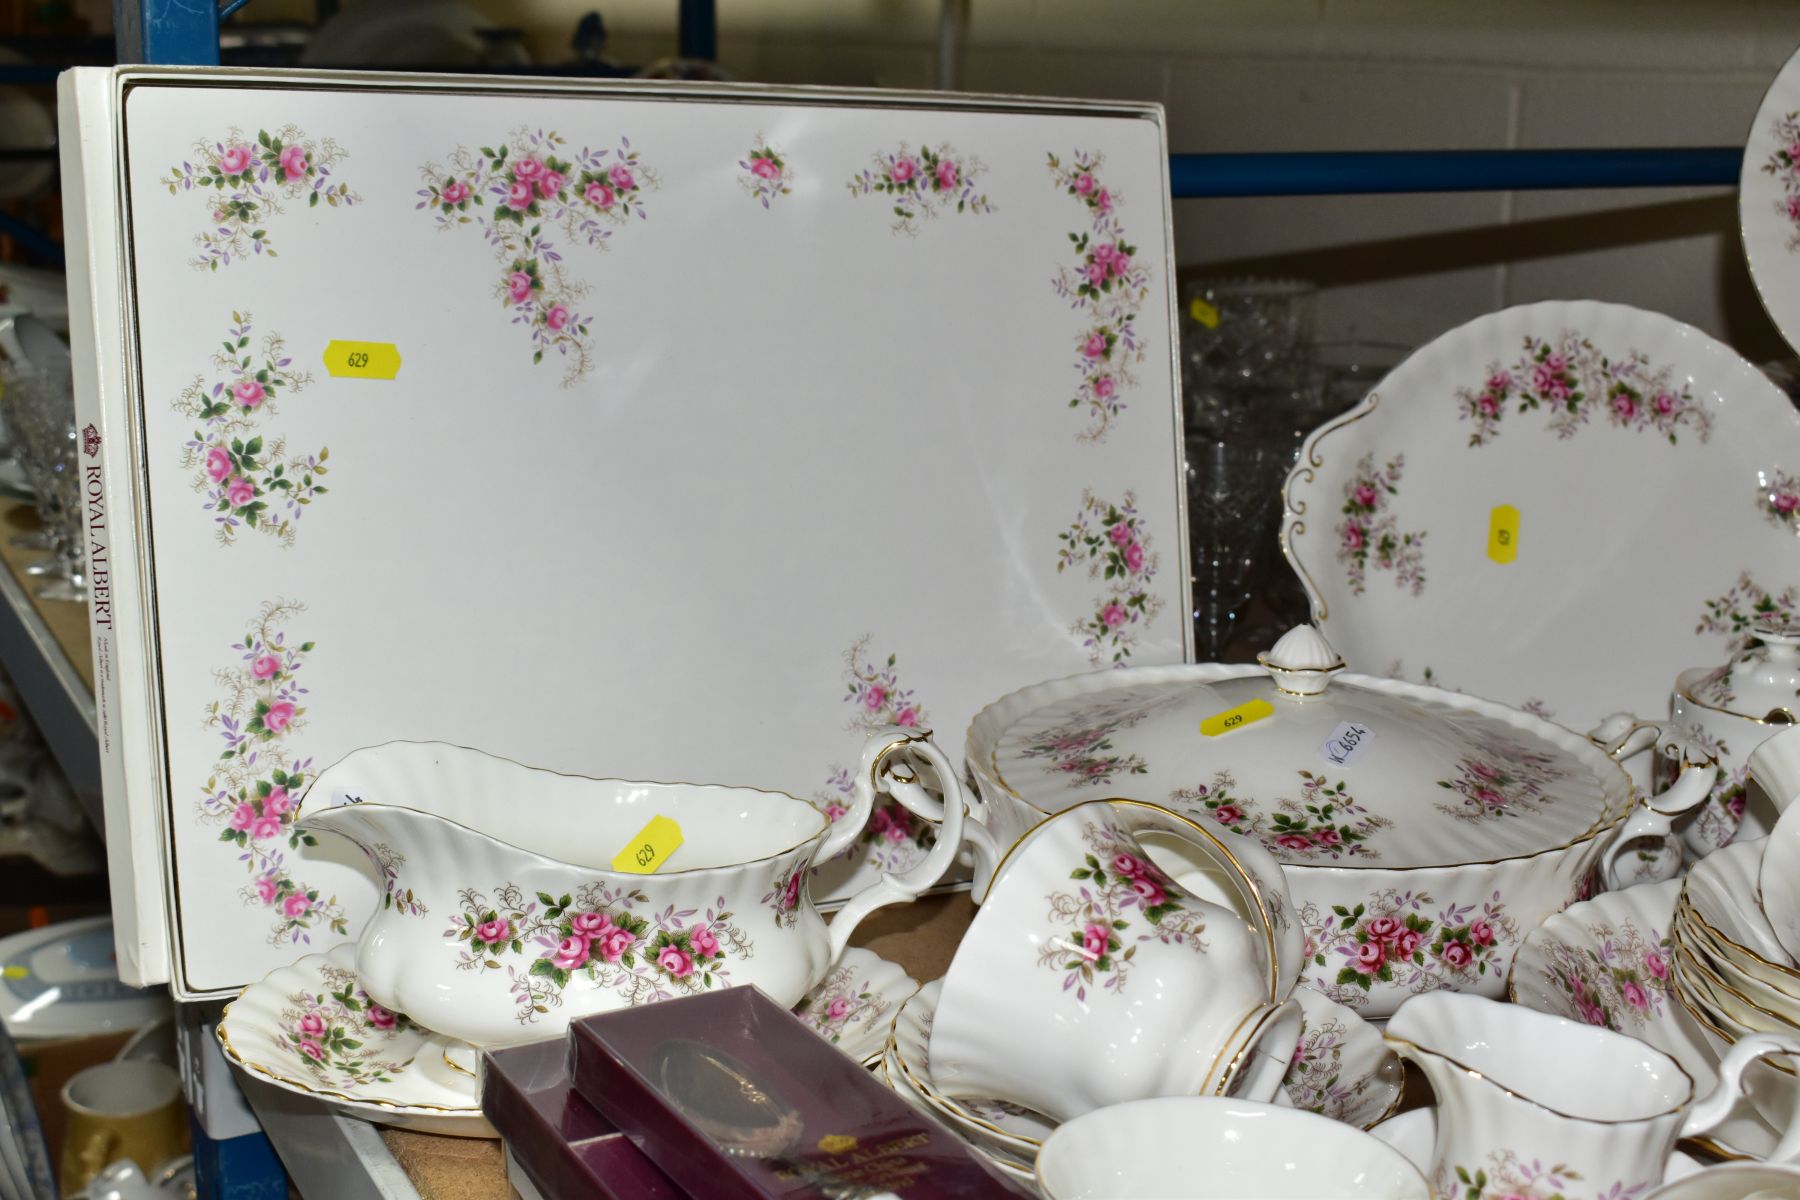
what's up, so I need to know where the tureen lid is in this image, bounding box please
[1677,621,1800,726]
[973,625,1625,870]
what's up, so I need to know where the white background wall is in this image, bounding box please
[446,0,1800,361]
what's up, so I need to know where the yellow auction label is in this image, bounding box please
[1487,504,1520,564]
[323,340,402,380]
[0,965,25,980]
[612,815,684,874]
[1200,698,1274,738]
[1188,297,1221,329]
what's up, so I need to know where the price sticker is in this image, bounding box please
[611,815,684,874]
[1320,721,1373,767]
[323,340,403,380]
[1,965,26,980]
[1200,698,1274,738]
[1188,297,1221,329]
[1487,504,1520,565]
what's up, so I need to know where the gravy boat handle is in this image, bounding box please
[824,728,968,962]
[1682,1031,1800,1163]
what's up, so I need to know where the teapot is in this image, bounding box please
[293,730,964,1048]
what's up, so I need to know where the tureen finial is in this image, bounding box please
[1257,624,1345,696]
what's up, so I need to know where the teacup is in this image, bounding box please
[294,729,964,1047]
[929,799,1300,1123]
[1035,1096,1430,1199]
[1387,992,1800,1200]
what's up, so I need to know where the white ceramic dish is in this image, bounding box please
[222,941,911,1138]
[1768,791,1800,964]
[1280,300,1800,738]
[1035,1096,1429,1200]
[62,67,1191,996]
[1508,878,1783,1160]
[1680,898,1800,1024]
[1689,839,1799,971]
[1743,44,1800,358]
[964,625,1679,1018]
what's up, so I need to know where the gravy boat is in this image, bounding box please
[293,731,964,1047]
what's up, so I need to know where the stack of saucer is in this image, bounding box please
[216,944,921,1137]
[1671,838,1800,1130]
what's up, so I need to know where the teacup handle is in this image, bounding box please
[823,728,967,962]
[1683,1031,1800,1162]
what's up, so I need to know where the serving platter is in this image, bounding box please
[60,67,1189,996]
[1279,300,1800,738]
[1744,43,1800,357]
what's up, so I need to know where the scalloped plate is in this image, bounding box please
[1743,44,1800,358]
[1280,300,1800,736]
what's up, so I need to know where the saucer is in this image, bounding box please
[885,975,1406,1162]
[217,944,494,1137]
[222,944,920,1136]
[789,947,920,1067]
[1372,1108,1703,1183]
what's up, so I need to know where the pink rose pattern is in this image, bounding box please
[1696,571,1800,659]
[1049,150,1153,443]
[738,136,793,208]
[1458,332,1713,447]
[1016,693,1157,789]
[1056,489,1165,664]
[1280,1012,1395,1129]
[845,142,993,236]
[1761,111,1800,251]
[1523,912,1674,1039]
[1763,469,1800,535]
[201,600,350,947]
[448,879,752,1025]
[417,129,657,385]
[161,124,359,270]
[1301,887,1518,1008]
[174,314,328,547]
[812,639,937,876]
[1041,817,1207,1002]
[1442,1149,1646,1200]
[1435,748,1563,826]
[791,960,905,1055]
[1168,769,1393,863]
[278,962,416,1089]
[761,859,809,929]
[1336,453,1425,597]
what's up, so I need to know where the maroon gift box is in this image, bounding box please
[569,987,1035,1200]
[481,1036,688,1200]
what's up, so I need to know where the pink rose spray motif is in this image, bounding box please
[1049,150,1153,442]
[1697,571,1800,659]
[161,124,359,270]
[1524,913,1676,1036]
[1298,887,1518,1010]
[1762,110,1800,250]
[448,880,751,1024]
[1439,1148,1644,1200]
[278,961,416,1088]
[174,314,327,547]
[792,960,899,1052]
[846,141,993,235]
[1434,746,1561,826]
[1056,489,1165,664]
[417,127,658,385]
[1335,453,1425,597]
[1167,769,1393,863]
[202,600,352,948]
[739,135,794,208]
[1017,691,1157,788]
[1041,817,1207,1002]
[809,640,939,878]
[1762,469,1800,536]
[1457,330,1713,446]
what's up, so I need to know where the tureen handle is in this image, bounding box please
[823,728,968,962]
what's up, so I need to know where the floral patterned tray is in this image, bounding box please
[1742,43,1800,358]
[61,69,1188,996]
[1280,300,1800,736]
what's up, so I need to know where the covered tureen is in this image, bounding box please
[963,626,1713,1016]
